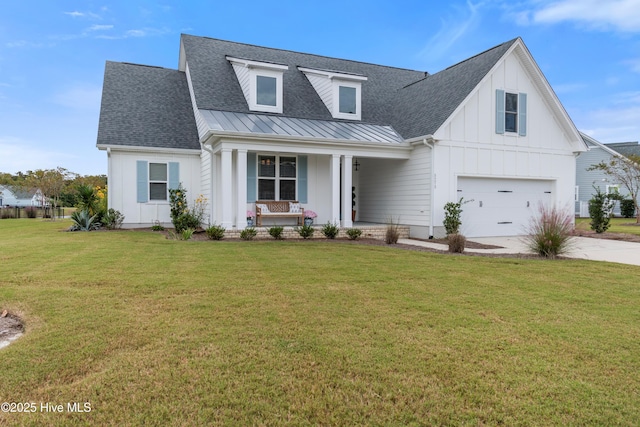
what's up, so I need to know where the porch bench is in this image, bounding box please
[255,200,304,226]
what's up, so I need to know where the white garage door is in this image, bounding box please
[457,177,553,237]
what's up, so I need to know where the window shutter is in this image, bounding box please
[136,161,148,203]
[168,162,180,190]
[495,89,505,134]
[298,155,308,204]
[518,93,527,136]
[247,152,257,202]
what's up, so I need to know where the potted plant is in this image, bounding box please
[246,210,255,227]
[304,210,317,226]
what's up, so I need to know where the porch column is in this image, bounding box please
[236,149,247,229]
[330,154,341,224]
[341,155,353,228]
[220,148,233,228]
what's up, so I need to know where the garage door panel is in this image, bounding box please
[457,177,552,237]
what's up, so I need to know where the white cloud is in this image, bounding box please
[126,29,147,38]
[87,25,114,32]
[531,0,640,32]
[64,10,101,20]
[418,1,483,65]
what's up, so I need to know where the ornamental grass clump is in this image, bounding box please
[524,205,574,258]
[447,233,466,253]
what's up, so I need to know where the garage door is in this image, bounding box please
[457,177,553,237]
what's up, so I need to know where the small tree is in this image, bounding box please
[443,198,471,235]
[589,186,615,233]
[589,154,640,223]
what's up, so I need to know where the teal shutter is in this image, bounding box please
[168,162,180,190]
[136,161,148,203]
[495,89,505,134]
[519,93,527,136]
[247,153,257,202]
[298,155,307,203]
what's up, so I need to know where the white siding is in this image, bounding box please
[358,144,431,232]
[231,63,251,107]
[109,150,201,227]
[432,47,578,236]
[185,62,209,141]
[303,73,332,113]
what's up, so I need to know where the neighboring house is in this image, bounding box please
[605,141,640,159]
[96,34,586,238]
[0,185,44,207]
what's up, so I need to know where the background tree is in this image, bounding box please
[23,168,75,220]
[589,154,640,223]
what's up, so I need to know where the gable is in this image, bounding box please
[434,40,584,154]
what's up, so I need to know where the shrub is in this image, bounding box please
[1,209,16,219]
[69,209,101,231]
[385,219,400,244]
[75,184,100,217]
[173,212,201,234]
[589,186,614,233]
[181,228,195,241]
[346,228,362,240]
[101,208,124,230]
[523,205,574,258]
[621,199,636,218]
[205,224,226,240]
[321,222,339,239]
[25,207,37,218]
[443,198,471,235]
[268,225,284,240]
[240,227,257,240]
[297,224,315,239]
[169,186,207,233]
[151,221,165,231]
[447,233,466,253]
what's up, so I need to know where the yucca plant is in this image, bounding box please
[69,209,100,231]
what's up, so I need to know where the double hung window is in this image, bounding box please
[149,163,168,201]
[258,155,296,200]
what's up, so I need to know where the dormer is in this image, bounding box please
[226,56,288,114]
[298,67,367,120]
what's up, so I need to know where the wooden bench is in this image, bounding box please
[255,200,304,226]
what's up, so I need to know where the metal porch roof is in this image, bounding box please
[199,110,404,143]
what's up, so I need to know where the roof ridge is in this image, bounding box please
[181,33,427,74]
[440,37,520,73]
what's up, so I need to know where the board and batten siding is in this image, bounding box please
[358,144,431,236]
[431,46,579,233]
[109,150,201,227]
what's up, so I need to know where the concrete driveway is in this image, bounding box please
[399,236,640,266]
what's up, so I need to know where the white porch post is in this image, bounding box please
[330,154,341,225]
[342,155,353,228]
[220,148,233,228]
[236,149,247,229]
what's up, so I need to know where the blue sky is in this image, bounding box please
[1,0,639,175]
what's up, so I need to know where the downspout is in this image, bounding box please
[423,136,436,239]
[106,147,112,210]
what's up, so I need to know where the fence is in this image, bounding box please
[0,206,66,219]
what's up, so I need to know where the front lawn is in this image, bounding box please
[1,219,639,425]
[575,217,640,236]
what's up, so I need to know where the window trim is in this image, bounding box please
[257,154,298,201]
[149,162,168,201]
[505,92,518,133]
[249,68,284,114]
[333,80,361,120]
[496,89,527,136]
[298,67,366,121]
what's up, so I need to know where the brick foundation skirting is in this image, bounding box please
[224,225,409,241]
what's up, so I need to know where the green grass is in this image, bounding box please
[1,219,640,425]
[576,217,640,235]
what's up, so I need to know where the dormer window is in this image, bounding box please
[227,56,288,114]
[299,67,367,120]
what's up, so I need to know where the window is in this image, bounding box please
[606,184,620,196]
[505,92,518,133]
[257,155,296,200]
[149,163,168,200]
[256,75,277,107]
[339,86,357,114]
[496,90,527,136]
[226,57,288,114]
[575,186,579,202]
[297,67,366,120]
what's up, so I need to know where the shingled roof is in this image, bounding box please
[97,34,518,149]
[605,142,640,158]
[96,61,199,150]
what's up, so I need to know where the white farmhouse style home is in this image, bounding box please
[96,34,586,238]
